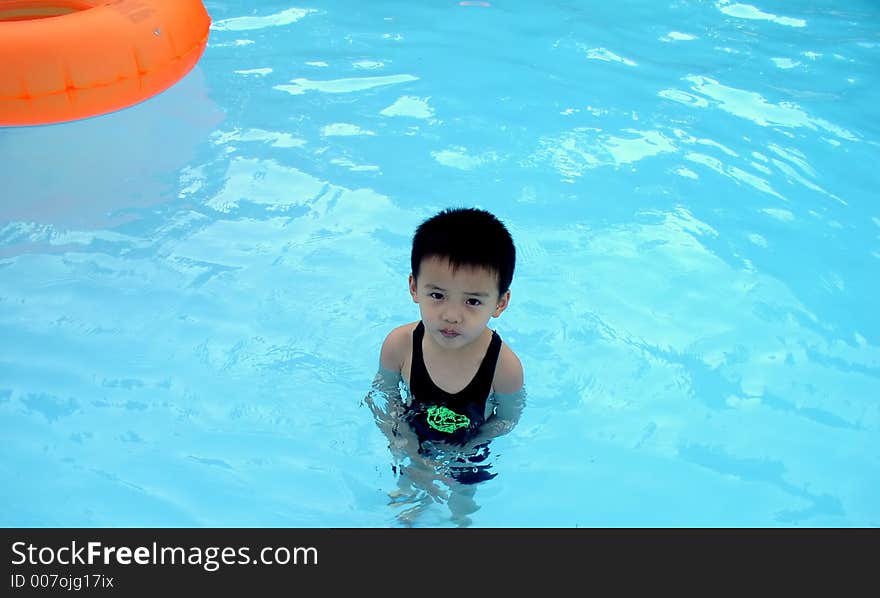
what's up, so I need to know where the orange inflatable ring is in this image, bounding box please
[0,0,211,126]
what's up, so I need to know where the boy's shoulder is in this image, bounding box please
[379,321,418,372]
[493,340,524,395]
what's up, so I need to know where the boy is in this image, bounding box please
[378,206,524,454]
[368,207,524,525]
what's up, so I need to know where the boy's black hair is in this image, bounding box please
[411,207,516,296]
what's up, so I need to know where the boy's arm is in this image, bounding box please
[379,323,413,373]
[367,325,421,458]
[371,327,407,434]
[493,343,523,395]
[363,366,421,461]
[461,345,526,447]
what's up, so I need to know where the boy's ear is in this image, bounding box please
[408,273,419,303]
[492,290,511,317]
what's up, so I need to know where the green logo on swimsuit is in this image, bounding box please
[426,405,470,433]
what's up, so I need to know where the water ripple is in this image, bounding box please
[211,8,317,32]
[274,74,419,96]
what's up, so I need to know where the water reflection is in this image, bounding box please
[363,367,525,527]
[0,68,223,234]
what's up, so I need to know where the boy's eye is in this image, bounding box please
[429,292,444,300]
[466,298,482,306]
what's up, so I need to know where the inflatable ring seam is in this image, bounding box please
[1,30,210,101]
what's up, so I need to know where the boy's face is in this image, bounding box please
[409,256,510,351]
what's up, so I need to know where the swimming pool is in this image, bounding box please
[1,0,878,527]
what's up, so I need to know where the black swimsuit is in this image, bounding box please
[404,321,502,447]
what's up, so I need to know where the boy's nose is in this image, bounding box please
[442,308,462,324]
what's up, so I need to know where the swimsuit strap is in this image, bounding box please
[410,321,429,397]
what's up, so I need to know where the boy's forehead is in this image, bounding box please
[418,256,499,286]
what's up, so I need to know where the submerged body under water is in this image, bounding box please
[364,366,526,527]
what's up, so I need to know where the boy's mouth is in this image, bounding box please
[439,329,460,338]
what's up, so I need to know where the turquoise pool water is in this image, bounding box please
[1,0,878,527]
